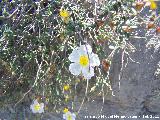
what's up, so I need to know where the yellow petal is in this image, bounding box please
[150,1,157,10]
[60,10,69,18]
[63,85,70,91]
[63,108,69,113]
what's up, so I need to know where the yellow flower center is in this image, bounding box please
[63,108,69,113]
[79,55,89,67]
[67,114,72,120]
[60,10,69,18]
[34,104,41,111]
[63,85,70,91]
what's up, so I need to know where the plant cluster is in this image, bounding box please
[0,0,159,119]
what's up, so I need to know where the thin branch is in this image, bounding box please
[77,79,89,114]
[14,60,43,107]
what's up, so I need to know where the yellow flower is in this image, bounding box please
[60,9,69,18]
[63,108,69,113]
[150,1,157,10]
[63,84,70,91]
[144,0,157,10]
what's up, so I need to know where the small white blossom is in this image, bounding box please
[63,111,76,120]
[30,99,44,113]
[68,44,100,79]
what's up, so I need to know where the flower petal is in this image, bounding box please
[63,114,66,119]
[90,53,100,67]
[38,108,44,113]
[72,113,76,119]
[82,66,94,79]
[78,44,92,55]
[30,105,34,112]
[30,104,37,113]
[40,103,44,108]
[68,48,80,62]
[39,103,44,113]
[65,111,72,118]
[33,99,39,104]
[69,63,82,75]
[145,1,151,6]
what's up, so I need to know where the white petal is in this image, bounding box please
[68,48,80,63]
[40,103,44,108]
[69,63,82,75]
[38,109,43,113]
[30,105,36,113]
[66,111,71,114]
[30,105,34,112]
[63,114,66,119]
[78,45,86,55]
[72,117,76,120]
[90,53,100,67]
[33,99,39,104]
[72,113,76,119]
[38,108,44,113]
[32,110,36,113]
[78,44,92,55]
[66,112,72,116]
[82,67,94,79]
[30,104,33,110]
[145,1,151,6]
[85,44,92,53]
[39,103,44,113]
[64,111,72,119]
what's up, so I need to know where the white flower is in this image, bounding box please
[30,99,44,113]
[69,44,100,79]
[63,111,76,120]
